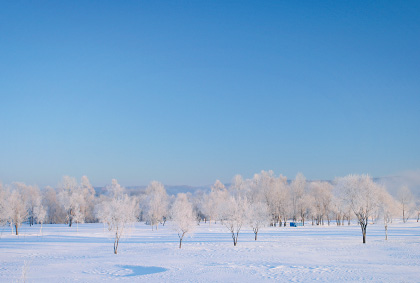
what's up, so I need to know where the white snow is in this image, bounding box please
[1,221,419,282]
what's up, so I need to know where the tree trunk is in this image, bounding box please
[385,224,388,240]
[179,232,185,248]
[360,223,367,244]
[232,231,239,246]
[254,228,258,241]
[15,224,18,235]
[114,233,119,254]
[402,204,406,223]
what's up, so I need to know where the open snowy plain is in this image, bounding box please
[1,221,419,282]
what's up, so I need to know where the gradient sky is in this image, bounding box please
[1,1,419,187]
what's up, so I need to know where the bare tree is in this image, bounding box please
[170,193,196,248]
[335,174,380,243]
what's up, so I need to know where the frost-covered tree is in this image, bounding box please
[18,184,42,226]
[333,189,353,226]
[309,182,324,225]
[397,186,414,223]
[202,180,228,224]
[9,184,29,235]
[96,179,139,254]
[191,190,206,224]
[331,194,345,226]
[335,174,380,243]
[297,193,312,225]
[58,176,79,227]
[291,173,306,222]
[230,175,248,198]
[33,198,47,234]
[220,195,248,246]
[219,175,250,246]
[309,181,333,225]
[58,176,94,227]
[377,186,398,240]
[276,176,291,227]
[80,176,96,223]
[247,201,269,241]
[254,170,289,227]
[144,181,168,230]
[0,183,11,227]
[72,203,85,232]
[43,186,66,224]
[170,193,196,248]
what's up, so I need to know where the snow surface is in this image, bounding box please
[1,221,419,282]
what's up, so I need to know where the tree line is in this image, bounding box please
[0,171,419,252]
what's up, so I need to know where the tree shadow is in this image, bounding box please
[117,265,167,277]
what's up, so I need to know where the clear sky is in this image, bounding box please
[1,1,419,187]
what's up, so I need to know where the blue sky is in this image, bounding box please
[1,1,419,187]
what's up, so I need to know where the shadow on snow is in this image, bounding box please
[116,265,167,277]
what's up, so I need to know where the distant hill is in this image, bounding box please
[93,172,420,198]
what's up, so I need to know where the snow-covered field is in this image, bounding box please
[1,221,419,282]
